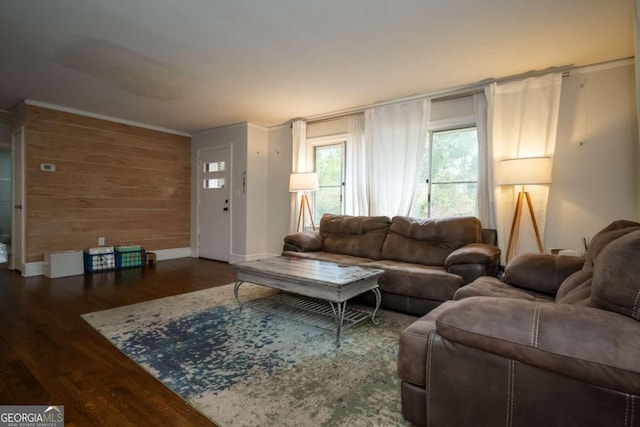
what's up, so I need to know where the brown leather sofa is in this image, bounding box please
[283,214,500,316]
[398,220,640,426]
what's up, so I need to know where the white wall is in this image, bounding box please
[430,96,474,126]
[191,123,248,259]
[266,124,293,254]
[307,118,348,138]
[246,124,268,256]
[191,122,284,262]
[546,61,639,251]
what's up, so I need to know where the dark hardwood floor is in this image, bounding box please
[0,258,237,426]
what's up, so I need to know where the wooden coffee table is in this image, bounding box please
[234,256,383,345]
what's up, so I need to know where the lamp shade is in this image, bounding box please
[499,157,552,186]
[289,172,319,192]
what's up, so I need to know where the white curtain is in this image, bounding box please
[474,91,495,229]
[345,115,369,216]
[290,120,308,233]
[488,74,562,260]
[365,99,431,217]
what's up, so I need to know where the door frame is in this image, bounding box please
[10,127,25,272]
[196,144,232,260]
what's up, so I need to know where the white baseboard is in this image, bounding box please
[23,247,191,277]
[229,252,280,264]
[23,261,44,277]
[152,247,192,261]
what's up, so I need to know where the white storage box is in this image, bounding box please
[44,250,84,278]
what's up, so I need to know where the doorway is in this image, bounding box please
[197,146,231,262]
[10,127,23,272]
[0,119,12,269]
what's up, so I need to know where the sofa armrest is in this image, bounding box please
[444,243,500,283]
[445,243,501,267]
[435,297,640,394]
[283,231,323,252]
[504,253,585,295]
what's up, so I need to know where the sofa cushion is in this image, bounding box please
[454,276,554,302]
[363,260,463,301]
[591,230,640,320]
[319,214,391,260]
[435,297,640,395]
[380,216,481,266]
[554,269,593,305]
[556,220,640,305]
[581,220,640,270]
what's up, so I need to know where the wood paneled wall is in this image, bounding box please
[23,105,190,262]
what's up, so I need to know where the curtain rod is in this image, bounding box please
[304,57,632,126]
[305,69,564,125]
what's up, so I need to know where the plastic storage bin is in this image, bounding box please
[84,247,116,273]
[115,246,145,269]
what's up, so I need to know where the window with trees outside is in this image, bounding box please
[411,127,478,218]
[313,142,345,224]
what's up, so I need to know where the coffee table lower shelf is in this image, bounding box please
[234,281,381,346]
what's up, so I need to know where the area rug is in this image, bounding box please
[82,283,415,427]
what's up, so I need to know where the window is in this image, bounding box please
[203,178,225,189]
[204,161,225,172]
[411,127,478,218]
[202,161,226,189]
[313,142,345,223]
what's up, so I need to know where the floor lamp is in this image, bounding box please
[499,157,552,263]
[289,172,319,232]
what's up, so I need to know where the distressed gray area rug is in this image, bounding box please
[82,283,415,427]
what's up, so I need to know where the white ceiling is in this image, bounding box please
[0,0,635,134]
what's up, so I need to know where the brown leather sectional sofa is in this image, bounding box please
[283,214,500,316]
[398,220,640,426]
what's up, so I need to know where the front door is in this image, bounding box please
[197,147,231,262]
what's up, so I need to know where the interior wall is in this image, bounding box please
[430,96,474,126]
[191,122,289,261]
[266,124,293,255]
[546,61,639,251]
[246,124,268,256]
[307,118,348,138]
[191,123,248,259]
[21,105,191,263]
